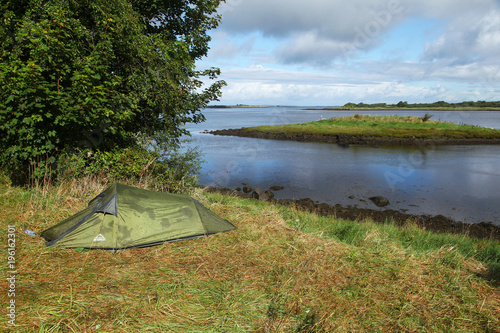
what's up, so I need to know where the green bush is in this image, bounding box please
[57,144,202,193]
[422,113,433,122]
[0,0,224,186]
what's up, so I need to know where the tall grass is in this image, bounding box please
[281,206,500,281]
[1,181,499,332]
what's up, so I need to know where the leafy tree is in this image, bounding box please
[0,0,225,183]
[433,101,449,107]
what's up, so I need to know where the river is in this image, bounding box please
[183,107,500,225]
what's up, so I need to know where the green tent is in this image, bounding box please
[41,183,236,250]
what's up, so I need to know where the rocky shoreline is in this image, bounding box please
[208,128,500,146]
[205,186,500,241]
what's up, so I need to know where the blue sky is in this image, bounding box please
[197,0,500,106]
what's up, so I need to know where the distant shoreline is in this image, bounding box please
[304,107,500,111]
[206,105,269,109]
[306,100,500,111]
[206,101,500,111]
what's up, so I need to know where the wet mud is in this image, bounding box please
[208,128,500,146]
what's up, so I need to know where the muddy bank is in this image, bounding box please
[281,197,500,241]
[208,128,500,146]
[205,187,500,241]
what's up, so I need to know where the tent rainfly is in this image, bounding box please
[41,183,236,250]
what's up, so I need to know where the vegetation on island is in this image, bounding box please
[334,100,500,110]
[243,114,500,141]
[2,175,499,331]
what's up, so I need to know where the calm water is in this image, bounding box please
[184,107,500,225]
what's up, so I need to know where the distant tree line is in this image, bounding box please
[342,101,500,109]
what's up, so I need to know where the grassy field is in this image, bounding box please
[1,177,500,332]
[246,114,500,140]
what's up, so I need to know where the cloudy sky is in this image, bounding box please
[197,0,500,106]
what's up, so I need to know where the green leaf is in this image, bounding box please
[5,95,15,104]
[0,0,224,184]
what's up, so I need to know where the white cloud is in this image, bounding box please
[211,65,492,105]
[405,0,498,18]
[202,0,500,104]
[217,0,500,67]
[217,0,407,66]
[274,31,363,67]
[424,10,500,62]
[208,31,255,60]
[218,80,451,106]
[219,0,405,38]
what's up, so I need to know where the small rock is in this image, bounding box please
[478,221,496,231]
[252,189,271,201]
[369,196,390,207]
[235,187,241,192]
[297,198,316,209]
[269,185,284,191]
[348,195,355,199]
[265,190,275,200]
[242,186,253,193]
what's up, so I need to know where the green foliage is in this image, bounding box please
[57,144,202,192]
[343,102,357,109]
[422,113,433,122]
[341,100,500,110]
[0,0,225,184]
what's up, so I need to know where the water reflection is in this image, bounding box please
[186,107,500,225]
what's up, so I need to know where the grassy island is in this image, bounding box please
[211,115,500,145]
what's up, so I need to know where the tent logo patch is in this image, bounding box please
[93,234,106,242]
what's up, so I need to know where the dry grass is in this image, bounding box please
[1,179,499,332]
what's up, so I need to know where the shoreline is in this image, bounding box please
[304,108,500,111]
[206,187,500,241]
[208,128,500,146]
